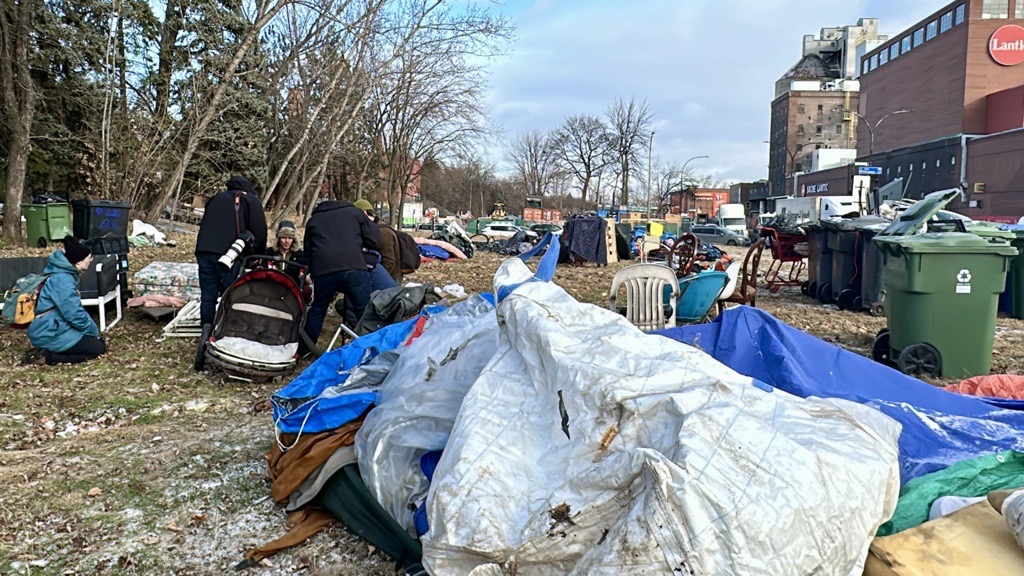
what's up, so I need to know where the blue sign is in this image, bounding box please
[858,166,883,176]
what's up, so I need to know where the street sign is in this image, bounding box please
[858,166,883,176]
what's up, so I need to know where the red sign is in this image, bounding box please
[989,25,1024,66]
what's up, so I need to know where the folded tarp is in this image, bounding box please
[658,306,1024,482]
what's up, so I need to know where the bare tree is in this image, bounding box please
[551,114,610,205]
[605,97,653,208]
[0,0,36,240]
[505,129,561,199]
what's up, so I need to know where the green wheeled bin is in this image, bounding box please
[21,202,71,247]
[874,232,1018,378]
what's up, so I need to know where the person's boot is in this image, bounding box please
[21,348,47,366]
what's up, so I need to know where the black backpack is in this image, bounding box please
[395,229,421,274]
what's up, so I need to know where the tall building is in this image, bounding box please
[765,19,888,202]
[855,0,1024,219]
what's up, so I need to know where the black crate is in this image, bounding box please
[81,235,130,256]
[78,254,120,299]
[72,200,132,240]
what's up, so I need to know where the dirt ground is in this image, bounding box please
[1,231,1023,575]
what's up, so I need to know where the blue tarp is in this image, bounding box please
[658,306,1024,483]
[272,318,421,434]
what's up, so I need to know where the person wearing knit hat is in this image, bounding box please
[22,237,107,366]
[268,220,306,281]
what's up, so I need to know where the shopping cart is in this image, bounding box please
[761,227,807,294]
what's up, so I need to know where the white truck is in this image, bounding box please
[774,196,863,224]
[716,204,748,235]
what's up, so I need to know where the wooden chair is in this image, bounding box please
[717,238,765,314]
[672,233,699,277]
[609,263,679,331]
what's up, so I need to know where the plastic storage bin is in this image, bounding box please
[21,202,71,247]
[72,199,131,240]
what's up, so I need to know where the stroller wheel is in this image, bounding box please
[194,323,212,372]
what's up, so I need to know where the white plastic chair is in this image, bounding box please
[716,261,742,304]
[608,263,679,331]
[79,261,122,332]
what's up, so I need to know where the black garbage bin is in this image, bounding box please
[825,217,889,310]
[72,199,132,240]
[859,223,888,315]
[803,223,831,301]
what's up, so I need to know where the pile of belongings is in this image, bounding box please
[559,215,611,265]
[246,235,1012,575]
[415,237,468,261]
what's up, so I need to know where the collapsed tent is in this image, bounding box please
[418,249,902,575]
[657,307,1024,482]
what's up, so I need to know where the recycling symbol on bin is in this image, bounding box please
[957,269,972,283]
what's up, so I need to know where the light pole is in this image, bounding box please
[839,108,914,159]
[676,155,709,216]
[646,130,655,218]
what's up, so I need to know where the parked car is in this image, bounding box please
[529,223,563,234]
[416,222,447,231]
[479,223,538,240]
[689,224,751,247]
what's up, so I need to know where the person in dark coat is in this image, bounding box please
[194,175,268,326]
[302,199,381,343]
[23,237,107,366]
[355,199,402,284]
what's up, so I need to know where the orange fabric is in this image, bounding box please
[945,375,1024,400]
[245,419,364,563]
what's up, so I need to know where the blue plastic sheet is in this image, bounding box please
[658,306,1024,483]
[272,318,420,434]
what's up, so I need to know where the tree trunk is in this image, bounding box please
[0,0,37,241]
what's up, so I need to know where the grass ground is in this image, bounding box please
[1,231,1022,575]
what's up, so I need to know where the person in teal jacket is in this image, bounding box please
[23,237,107,365]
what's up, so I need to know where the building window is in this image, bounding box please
[1017,1,1023,18]
[982,0,1009,18]
[909,163,914,172]
[914,29,924,47]
[940,11,953,32]
[922,161,927,170]
[797,124,805,135]
[956,4,966,23]
[880,50,889,65]
[902,36,912,54]
[871,54,879,69]
[798,103,805,114]
[897,166,901,174]
[951,156,956,165]
[815,125,823,135]
[927,20,938,40]
[817,104,823,112]
[835,124,843,134]
[795,163,803,172]
[862,60,869,75]
[796,144,804,152]
[890,44,899,59]
[936,159,941,167]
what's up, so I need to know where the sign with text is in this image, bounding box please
[989,25,1024,66]
[858,166,883,176]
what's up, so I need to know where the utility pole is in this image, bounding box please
[646,130,655,219]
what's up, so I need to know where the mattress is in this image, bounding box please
[133,261,201,300]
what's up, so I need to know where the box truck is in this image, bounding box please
[716,204,747,235]
[774,196,863,224]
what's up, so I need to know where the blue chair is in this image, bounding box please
[674,271,729,323]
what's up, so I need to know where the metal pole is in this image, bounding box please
[646,130,655,218]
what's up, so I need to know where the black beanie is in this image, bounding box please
[226,175,257,195]
[277,220,297,239]
[63,236,92,265]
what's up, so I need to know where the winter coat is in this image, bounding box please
[303,201,381,277]
[195,183,268,256]
[377,222,402,283]
[27,250,100,353]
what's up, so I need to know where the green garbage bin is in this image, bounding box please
[874,232,1018,378]
[21,202,71,248]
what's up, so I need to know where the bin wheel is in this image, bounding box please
[870,303,885,317]
[817,282,834,304]
[807,281,818,300]
[897,343,942,379]
[852,296,864,311]
[837,289,858,311]
[194,323,212,372]
[871,329,895,367]
[800,281,810,296]
[37,237,48,248]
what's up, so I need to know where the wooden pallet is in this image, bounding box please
[604,218,618,264]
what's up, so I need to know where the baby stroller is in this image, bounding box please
[194,255,317,381]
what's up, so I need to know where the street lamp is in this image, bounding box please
[646,130,655,217]
[674,155,709,215]
[838,107,914,159]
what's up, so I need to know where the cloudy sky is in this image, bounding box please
[482,0,944,185]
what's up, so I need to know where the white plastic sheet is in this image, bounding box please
[356,296,498,532]
[421,258,902,575]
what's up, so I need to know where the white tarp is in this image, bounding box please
[421,258,902,575]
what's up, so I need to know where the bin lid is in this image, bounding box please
[966,221,1016,242]
[875,232,1020,255]
[878,188,960,236]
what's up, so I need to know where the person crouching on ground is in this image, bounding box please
[23,237,107,365]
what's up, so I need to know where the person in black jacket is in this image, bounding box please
[194,175,268,326]
[302,199,381,343]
